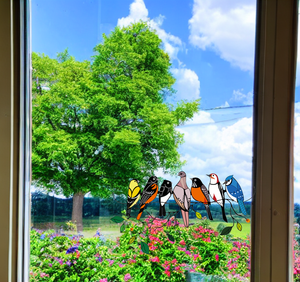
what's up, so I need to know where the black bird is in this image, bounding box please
[137,176,158,220]
[158,180,172,217]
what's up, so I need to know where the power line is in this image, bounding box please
[200,105,253,111]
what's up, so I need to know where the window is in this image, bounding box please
[0,0,297,281]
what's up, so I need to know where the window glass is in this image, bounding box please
[30,1,256,281]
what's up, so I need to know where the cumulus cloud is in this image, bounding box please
[117,0,148,26]
[171,68,200,101]
[178,114,253,198]
[184,111,214,126]
[117,0,183,63]
[231,89,253,105]
[118,0,200,101]
[156,109,253,200]
[188,0,256,72]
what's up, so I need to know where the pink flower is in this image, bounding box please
[149,256,160,262]
[40,273,49,278]
[193,254,200,261]
[164,270,171,277]
[215,254,219,261]
[99,279,108,282]
[124,273,132,281]
[179,240,186,245]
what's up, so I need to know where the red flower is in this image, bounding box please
[215,254,219,261]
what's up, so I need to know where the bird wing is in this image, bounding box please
[129,194,140,209]
[159,184,166,194]
[140,183,157,206]
[128,188,132,198]
[218,182,225,199]
[173,193,185,210]
[173,186,188,211]
[228,183,244,201]
[200,184,210,204]
[131,186,141,198]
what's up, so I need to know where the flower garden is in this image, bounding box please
[30,216,251,282]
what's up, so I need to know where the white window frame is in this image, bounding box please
[0,0,298,281]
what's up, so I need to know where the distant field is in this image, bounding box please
[32,215,251,240]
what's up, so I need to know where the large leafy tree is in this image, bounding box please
[32,22,200,231]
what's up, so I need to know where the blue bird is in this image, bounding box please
[223,175,247,215]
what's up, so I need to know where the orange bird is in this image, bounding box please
[191,177,213,220]
[136,176,158,220]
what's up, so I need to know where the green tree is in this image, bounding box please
[32,22,200,232]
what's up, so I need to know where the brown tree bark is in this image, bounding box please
[72,192,85,232]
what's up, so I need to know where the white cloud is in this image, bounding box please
[184,111,214,126]
[231,89,253,105]
[189,0,256,72]
[176,114,253,199]
[171,68,200,101]
[117,0,183,63]
[118,0,200,102]
[220,101,230,108]
[117,0,148,27]
[157,110,253,200]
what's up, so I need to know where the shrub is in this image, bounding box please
[30,216,251,281]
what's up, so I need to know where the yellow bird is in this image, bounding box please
[126,179,141,217]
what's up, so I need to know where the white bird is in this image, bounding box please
[207,173,227,222]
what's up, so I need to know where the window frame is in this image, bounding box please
[251,0,298,281]
[0,0,298,281]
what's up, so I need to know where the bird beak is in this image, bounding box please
[190,178,192,180]
[206,174,213,179]
[223,181,226,185]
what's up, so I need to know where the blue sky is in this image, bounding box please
[32,0,300,203]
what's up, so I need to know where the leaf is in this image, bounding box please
[196,212,202,219]
[166,232,175,242]
[140,241,149,254]
[110,216,124,224]
[128,236,136,244]
[220,226,233,235]
[236,222,242,231]
[120,224,126,233]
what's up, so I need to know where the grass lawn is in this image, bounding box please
[33,215,251,240]
[81,218,251,240]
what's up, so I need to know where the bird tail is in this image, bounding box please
[221,206,228,222]
[137,204,146,220]
[126,208,131,217]
[238,198,247,215]
[159,205,166,217]
[205,205,213,220]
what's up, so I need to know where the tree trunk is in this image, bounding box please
[72,192,85,233]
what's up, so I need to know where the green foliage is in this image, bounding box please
[32,21,200,200]
[30,217,251,281]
